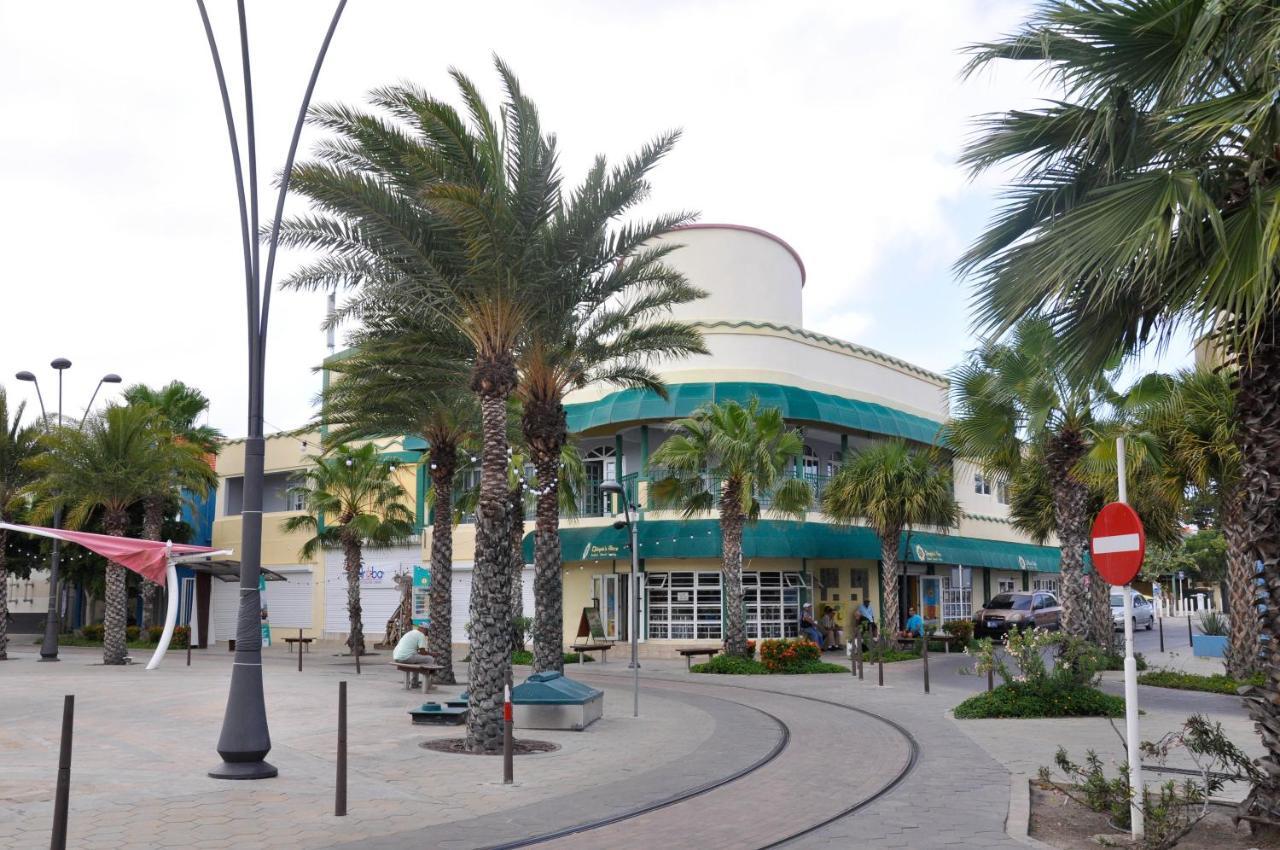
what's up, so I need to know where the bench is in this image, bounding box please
[284,637,314,653]
[571,642,613,664]
[891,633,966,654]
[677,647,720,670]
[391,661,442,694]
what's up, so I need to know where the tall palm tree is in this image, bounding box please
[0,387,43,660]
[650,399,812,657]
[947,318,1118,642]
[1145,369,1256,677]
[821,440,959,634]
[122,381,220,629]
[959,4,1280,823]
[278,60,695,752]
[282,443,415,656]
[29,404,204,665]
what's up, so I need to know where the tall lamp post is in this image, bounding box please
[16,362,121,661]
[194,0,347,780]
[599,481,641,717]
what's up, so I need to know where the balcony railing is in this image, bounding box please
[639,468,830,513]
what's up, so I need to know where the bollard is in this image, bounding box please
[186,636,191,667]
[51,694,74,850]
[335,681,347,816]
[354,643,361,676]
[1188,614,1194,648]
[503,685,514,785]
[857,637,864,680]
[298,632,303,672]
[1158,614,1164,653]
[922,635,930,694]
[877,636,885,687]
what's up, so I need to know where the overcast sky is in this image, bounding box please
[0,1,1192,436]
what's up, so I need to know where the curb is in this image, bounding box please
[1006,774,1056,848]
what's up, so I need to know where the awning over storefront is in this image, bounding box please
[565,382,944,445]
[187,560,290,582]
[526,521,1064,573]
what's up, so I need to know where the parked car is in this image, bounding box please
[973,591,1061,637]
[1111,588,1155,631]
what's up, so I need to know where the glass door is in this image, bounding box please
[591,574,621,640]
[918,575,942,629]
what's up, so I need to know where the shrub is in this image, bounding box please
[1099,651,1148,672]
[1198,611,1227,636]
[759,638,821,672]
[946,620,974,644]
[692,655,769,674]
[80,623,104,642]
[864,646,920,663]
[1138,669,1262,695]
[744,639,756,658]
[953,681,1126,719]
[126,626,140,641]
[147,625,165,644]
[172,626,189,649]
[511,649,592,665]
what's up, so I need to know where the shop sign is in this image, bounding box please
[587,543,622,559]
[1017,555,1038,571]
[913,544,943,562]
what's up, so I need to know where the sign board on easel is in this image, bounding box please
[576,607,606,641]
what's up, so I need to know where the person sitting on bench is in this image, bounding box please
[819,606,844,651]
[800,603,824,648]
[899,607,925,639]
[393,622,435,686]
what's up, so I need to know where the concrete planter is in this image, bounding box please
[1192,634,1227,658]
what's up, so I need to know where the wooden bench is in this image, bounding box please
[391,661,442,694]
[571,642,613,664]
[284,637,314,653]
[891,633,966,654]
[677,647,720,670]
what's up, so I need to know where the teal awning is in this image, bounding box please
[522,520,1061,572]
[564,382,944,445]
[900,531,1062,574]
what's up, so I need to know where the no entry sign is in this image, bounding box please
[1090,502,1146,586]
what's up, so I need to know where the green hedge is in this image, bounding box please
[954,682,1125,719]
[510,649,593,665]
[1137,669,1263,695]
[691,655,846,675]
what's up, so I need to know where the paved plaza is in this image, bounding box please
[0,627,1256,850]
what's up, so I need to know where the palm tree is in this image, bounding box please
[279,60,695,752]
[0,387,43,660]
[947,318,1115,642]
[959,5,1280,822]
[650,399,812,657]
[821,440,958,634]
[282,443,415,656]
[28,404,205,664]
[1145,369,1257,677]
[122,381,220,629]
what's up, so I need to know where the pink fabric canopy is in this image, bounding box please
[0,522,218,584]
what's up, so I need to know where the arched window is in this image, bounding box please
[802,446,819,479]
[584,445,618,516]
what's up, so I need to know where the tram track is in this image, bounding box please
[487,673,921,850]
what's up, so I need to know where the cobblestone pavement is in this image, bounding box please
[0,637,1259,850]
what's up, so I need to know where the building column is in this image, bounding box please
[1021,570,1030,591]
[416,460,427,530]
[840,433,848,460]
[982,567,991,606]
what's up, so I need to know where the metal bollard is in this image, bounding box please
[354,642,361,676]
[503,685,514,785]
[922,635,930,694]
[186,635,192,667]
[1188,614,1194,648]
[298,628,303,673]
[51,694,74,850]
[335,681,347,816]
[857,637,864,680]
[987,664,994,692]
[878,636,885,687]
[1158,614,1164,653]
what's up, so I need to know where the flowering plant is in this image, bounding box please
[759,638,820,672]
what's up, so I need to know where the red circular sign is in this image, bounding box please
[1089,502,1146,586]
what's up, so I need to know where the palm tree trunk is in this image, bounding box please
[1223,485,1260,680]
[508,485,525,670]
[1046,431,1091,639]
[140,496,165,633]
[427,449,456,685]
[465,381,515,754]
[720,481,748,657]
[1234,326,1280,832]
[102,509,130,666]
[0,528,8,660]
[531,454,564,673]
[880,533,902,634]
[342,532,364,656]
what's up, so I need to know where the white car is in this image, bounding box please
[1111,589,1155,631]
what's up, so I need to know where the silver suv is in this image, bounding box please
[974,591,1061,637]
[1111,589,1155,631]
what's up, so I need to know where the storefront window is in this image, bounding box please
[743,571,805,639]
[646,572,722,639]
[1033,578,1059,594]
[942,569,972,622]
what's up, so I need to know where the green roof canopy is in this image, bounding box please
[564,382,944,445]
[523,520,1062,573]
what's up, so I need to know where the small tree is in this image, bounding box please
[283,443,414,656]
[650,399,811,657]
[821,440,958,633]
[0,387,43,660]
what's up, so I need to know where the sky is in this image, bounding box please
[0,1,1193,436]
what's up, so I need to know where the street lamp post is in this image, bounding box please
[600,481,641,717]
[16,362,121,661]
[194,0,347,780]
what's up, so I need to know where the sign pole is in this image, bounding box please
[1116,436,1144,840]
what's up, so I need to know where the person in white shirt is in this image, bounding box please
[393,623,435,687]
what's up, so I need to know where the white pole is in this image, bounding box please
[1117,436,1143,839]
[146,546,179,671]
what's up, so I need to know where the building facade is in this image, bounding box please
[206,223,1066,652]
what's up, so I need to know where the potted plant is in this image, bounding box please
[1192,611,1229,658]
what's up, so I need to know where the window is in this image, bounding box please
[288,485,307,512]
[224,471,299,515]
[827,451,842,477]
[942,567,972,622]
[802,446,819,479]
[818,567,839,601]
[974,473,991,496]
[1032,578,1059,595]
[584,445,618,517]
[996,479,1010,505]
[646,572,721,640]
[997,578,1016,594]
[743,572,806,639]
